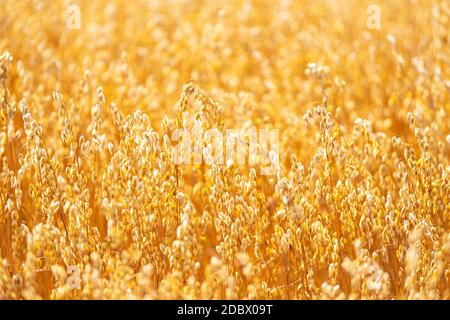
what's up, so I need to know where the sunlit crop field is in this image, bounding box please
[0,0,449,299]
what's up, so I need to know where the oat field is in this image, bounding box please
[0,0,449,299]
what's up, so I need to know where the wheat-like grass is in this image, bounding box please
[0,0,449,299]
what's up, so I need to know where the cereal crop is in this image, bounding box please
[0,0,449,299]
